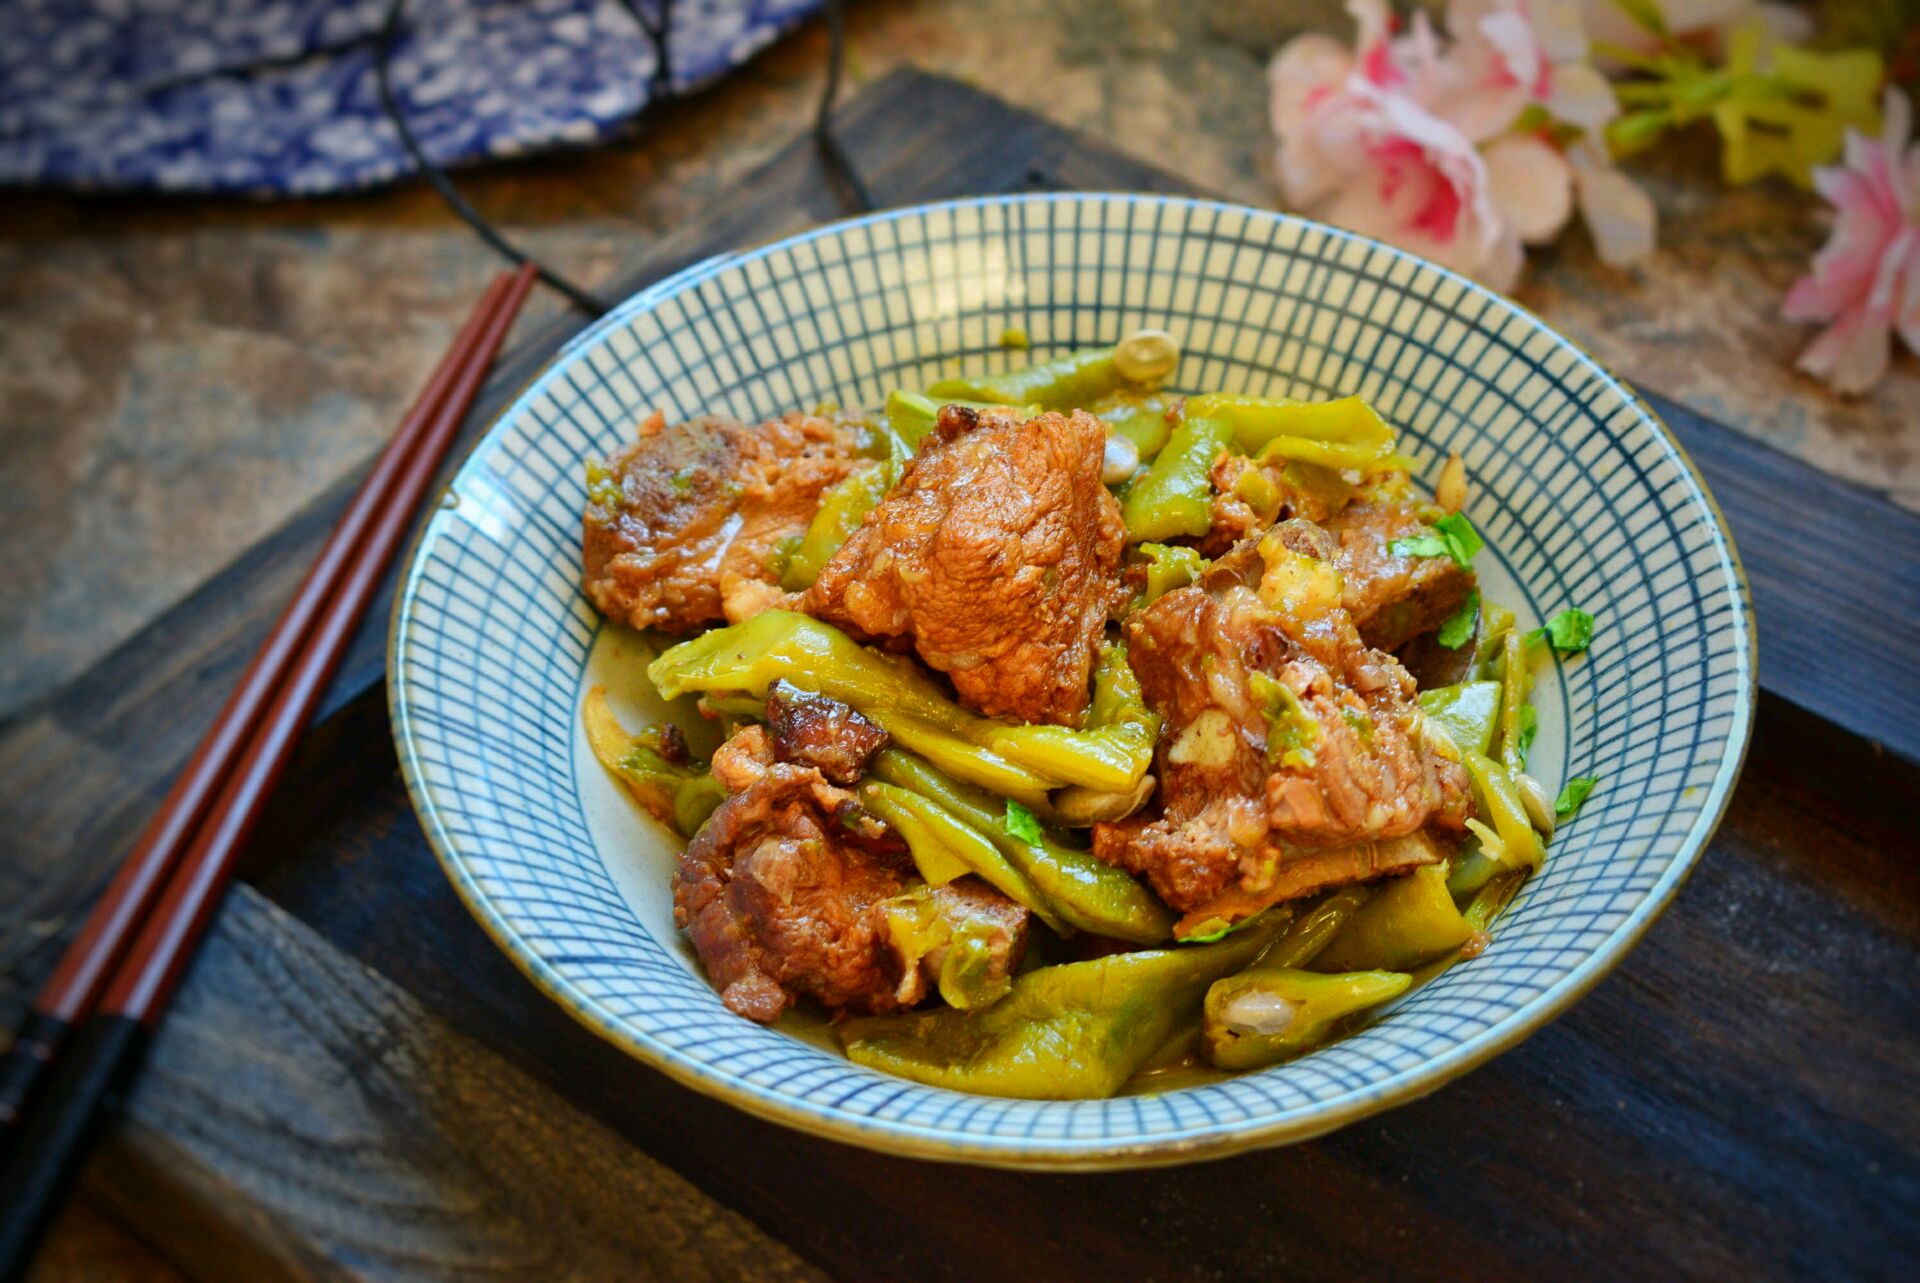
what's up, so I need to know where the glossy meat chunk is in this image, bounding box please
[676,758,911,1022]
[1324,472,1476,651]
[1202,454,1353,557]
[803,405,1127,726]
[1093,521,1470,912]
[766,681,890,785]
[679,730,1028,1022]
[583,410,867,633]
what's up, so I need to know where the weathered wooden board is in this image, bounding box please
[5,68,1919,1283]
[79,884,828,1283]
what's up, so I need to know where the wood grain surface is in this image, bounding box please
[79,884,827,1283]
[4,67,1917,1283]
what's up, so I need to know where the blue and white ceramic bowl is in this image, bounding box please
[390,194,1755,1168]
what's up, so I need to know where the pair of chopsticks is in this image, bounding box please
[0,264,538,1278]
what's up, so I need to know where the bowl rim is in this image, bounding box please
[388,191,1758,1169]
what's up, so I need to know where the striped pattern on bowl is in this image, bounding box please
[389,194,1754,1168]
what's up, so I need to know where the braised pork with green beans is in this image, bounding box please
[578,329,1596,1098]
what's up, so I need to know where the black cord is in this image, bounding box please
[376,0,615,314]
[815,0,874,213]
[377,0,871,316]
[615,0,676,93]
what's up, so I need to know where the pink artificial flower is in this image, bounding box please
[1783,90,1920,395]
[1440,0,1656,268]
[1270,0,1653,287]
[1270,0,1560,289]
[1441,0,1617,142]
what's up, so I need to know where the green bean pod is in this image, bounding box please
[858,782,1065,934]
[839,914,1288,1099]
[1121,415,1234,542]
[1093,392,1180,460]
[648,612,1046,799]
[987,640,1157,795]
[1313,865,1473,973]
[868,748,1173,944]
[1497,629,1535,776]
[1460,747,1547,871]
[1418,681,1502,757]
[648,612,1159,799]
[1184,394,1397,470]
[1265,886,1373,967]
[1203,967,1412,1070]
[927,346,1127,410]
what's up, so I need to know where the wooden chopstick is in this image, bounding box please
[0,264,538,1280]
[0,270,516,1154]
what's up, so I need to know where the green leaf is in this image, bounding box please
[1390,513,1482,568]
[1515,703,1538,767]
[1003,799,1044,844]
[1610,0,1669,38]
[1434,512,1483,568]
[1555,776,1598,819]
[1436,591,1479,649]
[1534,608,1595,654]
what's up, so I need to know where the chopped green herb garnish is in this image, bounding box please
[1433,512,1483,568]
[584,459,625,511]
[669,465,700,494]
[1515,703,1538,766]
[1532,608,1595,654]
[1248,672,1319,768]
[1003,799,1044,844]
[1180,917,1235,944]
[1554,776,1598,818]
[1340,706,1374,744]
[1436,590,1480,649]
[1389,533,1449,559]
[1389,513,1482,569]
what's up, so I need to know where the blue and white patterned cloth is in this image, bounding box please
[0,0,822,193]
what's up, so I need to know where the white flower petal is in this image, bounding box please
[1547,63,1620,133]
[1484,135,1573,244]
[1531,0,1590,61]
[1799,313,1892,396]
[1268,36,1354,134]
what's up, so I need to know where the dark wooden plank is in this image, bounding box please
[75,883,828,1283]
[241,692,1920,1283]
[23,1196,187,1283]
[1639,387,1920,760]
